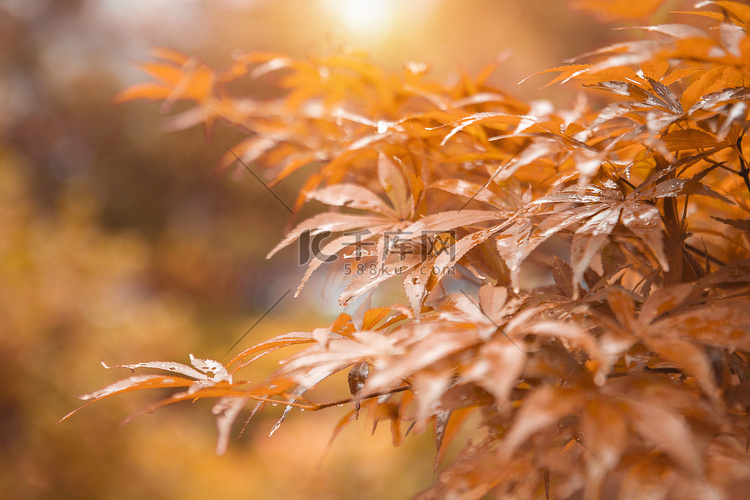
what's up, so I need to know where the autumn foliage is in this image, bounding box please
[66,2,750,498]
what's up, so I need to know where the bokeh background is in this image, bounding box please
[0,1,694,498]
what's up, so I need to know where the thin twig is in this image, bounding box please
[735,135,750,195]
[313,386,412,411]
[684,243,726,267]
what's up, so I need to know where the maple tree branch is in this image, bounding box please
[617,171,726,271]
[214,387,413,412]
[704,159,739,176]
[65,9,750,490]
[735,135,750,195]
[242,394,314,409]
[662,195,685,285]
[312,386,412,411]
[684,243,727,267]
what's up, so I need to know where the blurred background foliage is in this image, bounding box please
[0,0,692,498]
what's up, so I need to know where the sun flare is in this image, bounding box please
[326,0,393,37]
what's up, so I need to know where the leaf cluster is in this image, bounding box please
[68,2,750,498]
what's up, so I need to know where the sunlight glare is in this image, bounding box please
[327,0,393,37]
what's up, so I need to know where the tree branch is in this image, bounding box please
[736,135,750,195]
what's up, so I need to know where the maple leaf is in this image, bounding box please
[266,155,417,299]
[60,355,249,455]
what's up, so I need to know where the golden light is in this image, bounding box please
[324,0,394,38]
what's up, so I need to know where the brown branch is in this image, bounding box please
[313,386,412,411]
[229,385,414,412]
[736,135,750,195]
[684,243,727,267]
[662,188,685,285]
